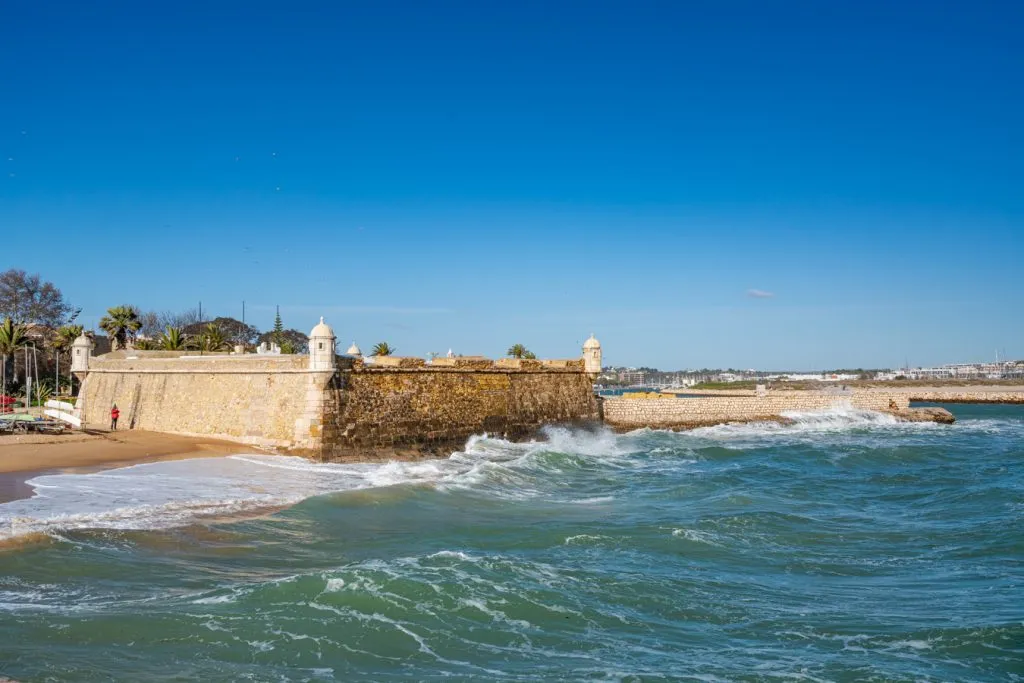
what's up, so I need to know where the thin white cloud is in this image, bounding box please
[747,289,775,299]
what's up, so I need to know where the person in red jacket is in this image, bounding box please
[110,404,120,431]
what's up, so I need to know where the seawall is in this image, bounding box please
[603,391,913,430]
[321,358,598,461]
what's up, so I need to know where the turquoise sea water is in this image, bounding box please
[1,403,1022,681]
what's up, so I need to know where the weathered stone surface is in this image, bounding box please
[77,353,598,460]
[603,391,918,430]
[78,355,327,450]
[906,391,1024,404]
[320,365,598,461]
[888,406,956,424]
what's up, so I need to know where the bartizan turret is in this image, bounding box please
[583,334,602,378]
[71,332,95,375]
[309,317,336,371]
[346,341,362,358]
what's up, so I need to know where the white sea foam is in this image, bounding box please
[323,578,346,592]
[0,426,633,541]
[563,534,609,545]
[674,405,952,449]
[671,528,723,546]
[2,409,1009,542]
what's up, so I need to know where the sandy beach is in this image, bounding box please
[0,430,264,503]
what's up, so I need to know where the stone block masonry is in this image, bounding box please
[77,354,331,450]
[320,360,598,461]
[76,352,599,459]
[603,392,912,430]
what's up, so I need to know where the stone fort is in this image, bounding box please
[70,319,604,461]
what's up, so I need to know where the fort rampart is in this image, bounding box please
[77,353,328,450]
[323,359,598,460]
[76,351,599,459]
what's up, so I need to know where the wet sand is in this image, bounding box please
[0,430,267,503]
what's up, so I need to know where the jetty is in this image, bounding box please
[601,388,960,430]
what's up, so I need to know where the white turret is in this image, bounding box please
[71,332,95,374]
[309,317,336,371]
[582,333,602,377]
[346,341,362,357]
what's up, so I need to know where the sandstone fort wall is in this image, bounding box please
[78,354,329,449]
[78,353,598,457]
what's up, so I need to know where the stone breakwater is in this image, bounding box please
[601,391,956,430]
[670,387,1024,403]
[899,390,1024,404]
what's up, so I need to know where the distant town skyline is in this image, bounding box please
[3,1,1022,369]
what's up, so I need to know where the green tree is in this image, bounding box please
[272,307,284,347]
[196,323,230,352]
[507,343,529,359]
[209,317,259,346]
[159,326,189,351]
[523,350,537,359]
[52,324,84,358]
[51,325,88,395]
[372,342,395,356]
[0,317,29,397]
[99,305,142,350]
[257,328,308,353]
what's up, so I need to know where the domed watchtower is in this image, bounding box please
[582,334,602,377]
[309,317,336,371]
[346,341,362,358]
[71,332,95,375]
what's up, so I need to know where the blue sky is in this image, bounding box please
[2,0,1022,370]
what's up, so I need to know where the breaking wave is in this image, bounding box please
[1,402,1021,680]
[0,405,1015,542]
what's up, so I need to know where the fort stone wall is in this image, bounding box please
[77,353,332,450]
[320,358,599,461]
[76,351,599,458]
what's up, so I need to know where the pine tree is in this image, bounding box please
[272,306,284,347]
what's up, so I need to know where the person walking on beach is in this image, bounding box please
[110,404,120,431]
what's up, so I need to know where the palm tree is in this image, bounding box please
[507,343,529,359]
[159,326,188,351]
[99,305,142,350]
[52,324,84,356]
[196,323,229,352]
[372,342,395,357]
[51,324,84,396]
[0,317,28,398]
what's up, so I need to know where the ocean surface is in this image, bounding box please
[1,403,1021,681]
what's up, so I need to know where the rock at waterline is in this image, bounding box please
[888,407,956,424]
